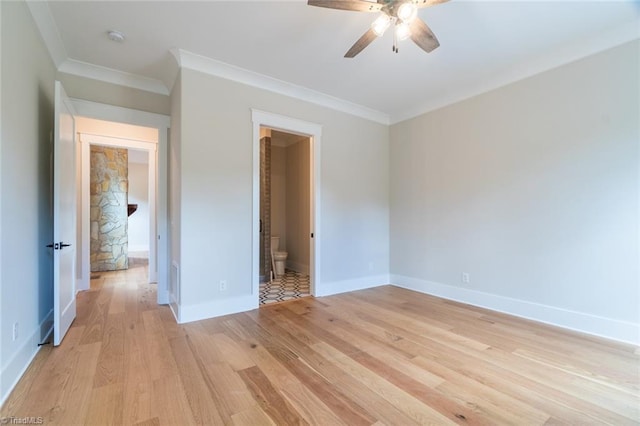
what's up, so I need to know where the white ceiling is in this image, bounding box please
[38,1,639,123]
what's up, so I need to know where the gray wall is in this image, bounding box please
[390,41,639,340]
[1,0,56,403]
[285,139,311,274]
[169,71,182,308]
[57,73,170,116]
[128,161,150,253]
[174,68,390,315]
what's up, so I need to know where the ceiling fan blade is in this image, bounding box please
[413,0,450,9]
[410,18,440,53]
[308,0,382,12]
[344,28,378,58]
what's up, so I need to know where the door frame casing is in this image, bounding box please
[251,109,322,300]
[71,99,170,304]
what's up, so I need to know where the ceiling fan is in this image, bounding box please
[308,0,449,57]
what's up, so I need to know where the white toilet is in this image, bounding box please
[270,236,288,278]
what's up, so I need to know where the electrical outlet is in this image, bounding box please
[462,272,470,284]
[12,322,19,341]
[219,280,228,292]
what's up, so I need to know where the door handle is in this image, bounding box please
[46,243,71,250]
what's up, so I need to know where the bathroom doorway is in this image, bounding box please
[252,110,322,306]
[258,127,312,304]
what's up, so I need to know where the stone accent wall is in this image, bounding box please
[90,146,129,271]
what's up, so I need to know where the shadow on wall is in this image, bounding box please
[37,83,54,339]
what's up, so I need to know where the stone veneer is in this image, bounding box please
[90,146,129,271]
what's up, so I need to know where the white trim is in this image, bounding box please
[78,134,90,291]
[390,21,640,124]
[315,275,390,298]
[59,59,169,96]
[25,0,66,67]
[175,49,389,125]
[251,109,322,300]
[391,274,640,346]
[0,310,53,407]
[309,132,320,296]
[0,8,3,395]
[26,0,171,95]
[72,100,170,305]
[177,295,258,324]
[81,133,158,151]
[79,134,158,289]
[169,261,180,321]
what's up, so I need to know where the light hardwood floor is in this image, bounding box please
[2,263,639,425]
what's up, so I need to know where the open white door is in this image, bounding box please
[52,81,77,346]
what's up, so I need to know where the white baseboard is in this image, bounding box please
[77,276,89,292]
[177,294,258,324]
[169,295,179,323]
[286,260,309,275]
[316,274,390,298]
[1,310,53,408]
[391,274,640,346]
[178,274,391,322]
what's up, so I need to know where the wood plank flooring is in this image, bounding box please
[2,263,639,425]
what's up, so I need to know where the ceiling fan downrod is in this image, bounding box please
[393,24,398,53]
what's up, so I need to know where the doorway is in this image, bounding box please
[251,110,322,305]
[259,128,312,304]
[71,99,170,304]
[78,131,157,289]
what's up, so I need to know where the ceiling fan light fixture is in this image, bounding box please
[396,2,417,23]
[395,21,411,41]
[371,13,392,37]
[307,0,445,57]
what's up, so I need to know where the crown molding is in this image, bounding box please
[172,49,390,125]
[26,0,169,96]
[58,59,169,96]
[390,18,640,124]
[26,0,66,67]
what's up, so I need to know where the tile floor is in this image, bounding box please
[259,270,311,305]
